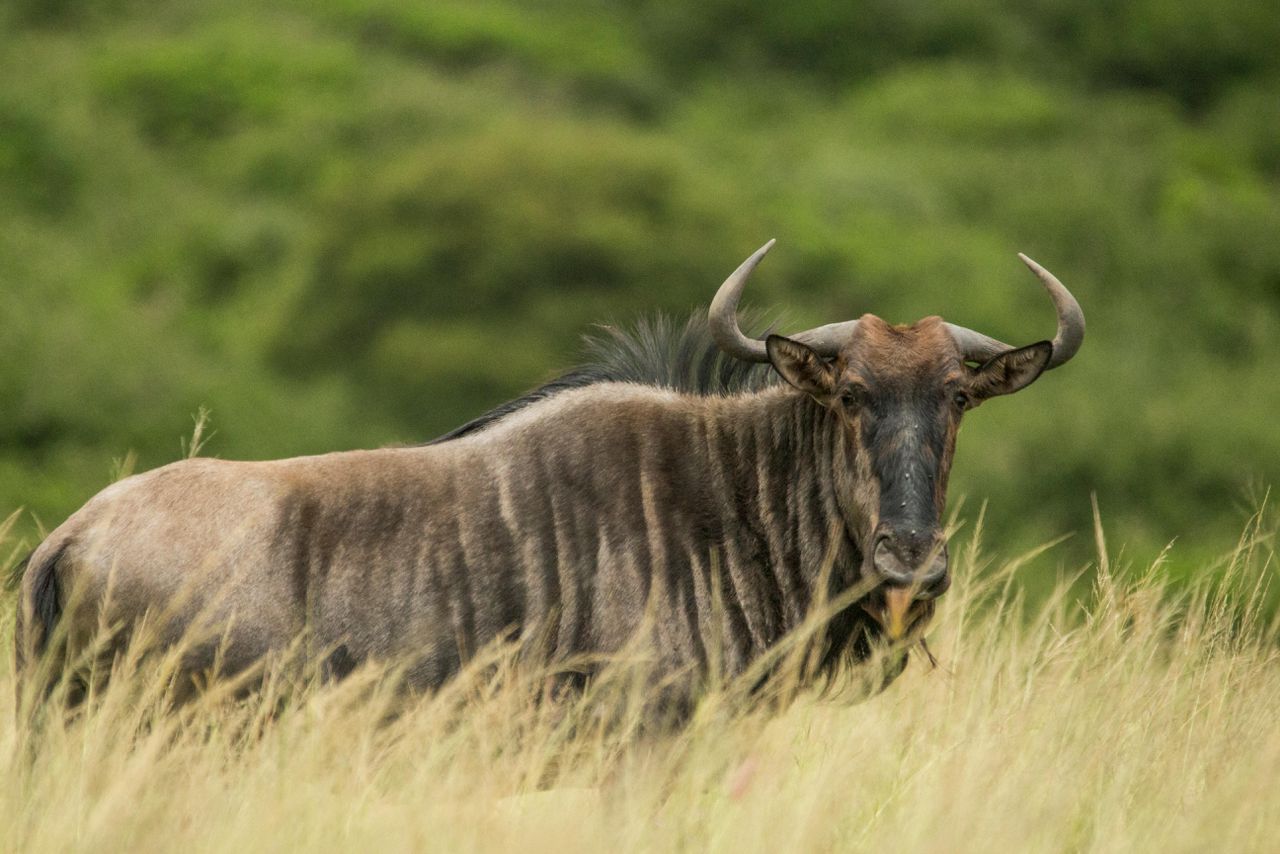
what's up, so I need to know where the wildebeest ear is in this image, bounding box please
[766,334,837,400]
[970,341,1053,400]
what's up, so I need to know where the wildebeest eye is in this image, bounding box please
[840,385,868,408]
[953,391,970,410]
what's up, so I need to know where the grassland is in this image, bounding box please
[2,509,1276,853]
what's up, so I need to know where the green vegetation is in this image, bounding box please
[2,0,1278,573]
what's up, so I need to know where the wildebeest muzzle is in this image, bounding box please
[866,526,949,639]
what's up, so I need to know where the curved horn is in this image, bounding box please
[791,319,862,355]
[1019,253,1085,369]
[945,253,1085,370]
[709,240,860,363]
[709,240,776,363]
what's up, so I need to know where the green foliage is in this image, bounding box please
[306,0,663,116]
[0,100,81,215]
[271,119,762,425]
[0,0,1277,568]
[630,0,1280,109]
[95,33,356,147]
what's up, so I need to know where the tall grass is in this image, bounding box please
[1,510,1277,853]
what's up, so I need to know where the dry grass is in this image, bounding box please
[1,510,1278,854]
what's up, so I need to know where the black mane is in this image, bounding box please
[426,313,781,444]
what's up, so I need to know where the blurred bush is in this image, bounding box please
[1,0,1277,570]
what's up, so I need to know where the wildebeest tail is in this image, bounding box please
[14,543,68,674]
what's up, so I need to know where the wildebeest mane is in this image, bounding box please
[427,313,782,444]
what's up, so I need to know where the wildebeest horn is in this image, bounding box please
[710,240,861,363]
[944,253,1085,370]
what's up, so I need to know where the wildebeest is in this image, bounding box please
[15,240,1083,707]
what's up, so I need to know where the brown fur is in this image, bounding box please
[16,313,1055,707]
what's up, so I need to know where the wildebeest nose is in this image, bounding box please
[872,536,913,584]
[872,533,949,596]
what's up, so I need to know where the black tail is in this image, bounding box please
[13,543,75,722]
[19,543,68,665]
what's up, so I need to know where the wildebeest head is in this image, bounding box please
[709,240,1084,638]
